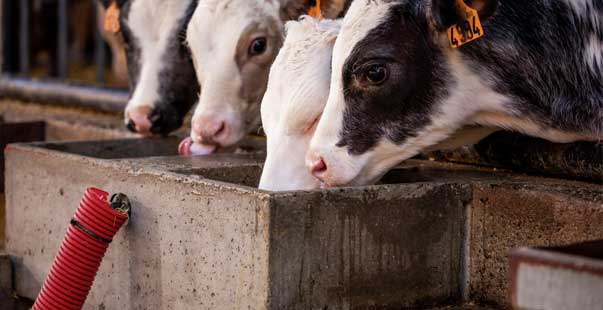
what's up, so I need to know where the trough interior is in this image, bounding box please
[40,137,180,159]
[380,163,507,184]
[174,165,264,188]
[176,159,509,189]
[544,240,603,260]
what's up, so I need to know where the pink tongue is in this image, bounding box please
[178,137,217,156]
[189,142,217,155]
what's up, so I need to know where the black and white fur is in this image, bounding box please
[100,0,199,135]
[307,0,603,187]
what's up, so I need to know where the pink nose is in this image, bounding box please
[193,116,226,145]
[306,152,328,182]
[126,105,153,135]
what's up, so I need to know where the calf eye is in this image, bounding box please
[249,38,267,56]
[364,64,388,85]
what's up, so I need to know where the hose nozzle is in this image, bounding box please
[109,193,131,217]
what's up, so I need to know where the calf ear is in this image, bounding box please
[278,0,312,21]
[431,0,498,31]
[277,0,347,21]
[103,0,122,34]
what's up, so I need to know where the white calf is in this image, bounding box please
[185,0,350,153]
[259,17,341,191]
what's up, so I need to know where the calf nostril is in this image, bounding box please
[126,119,137,133]
[311,157,327,176]
[214,122,226,137]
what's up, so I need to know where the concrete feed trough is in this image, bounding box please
[4,138,603,309]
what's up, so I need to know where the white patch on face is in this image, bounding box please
[585,33,603,74]
[259,17,341,191]
[566,0,603,75]
[186,0,283,146]
[124,0,193,121]
[307,0,397,187]
[563,0,602,29]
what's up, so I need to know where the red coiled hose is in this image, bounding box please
[33,188,130,310]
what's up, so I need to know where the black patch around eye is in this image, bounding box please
[337,3,450,156]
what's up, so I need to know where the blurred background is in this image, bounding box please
[2,0,128,88]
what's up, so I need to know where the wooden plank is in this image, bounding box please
[509,241,603,310]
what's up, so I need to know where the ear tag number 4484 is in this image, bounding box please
[447,1,484,48]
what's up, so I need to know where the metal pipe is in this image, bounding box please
[18,0,29,75]
[57,0,68,78]
[0,0,4,72]
[0,76,128,114]
[93,1,106,84]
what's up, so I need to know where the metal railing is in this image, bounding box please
[0,0,127,112]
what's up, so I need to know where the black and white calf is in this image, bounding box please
[307,0,603,187]
[100,0,199,135]
[259,17,341,191]
[184,0,351,154]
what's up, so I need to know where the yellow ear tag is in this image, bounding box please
[104,2,121,34]
[308,0,323,19]
[447,0,484,48]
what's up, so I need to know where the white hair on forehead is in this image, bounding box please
[272,17,342,132]
[197,0,277,14]
[284,16,342,45]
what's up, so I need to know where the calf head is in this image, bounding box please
[259,17,341,191]
[101,0,199,135]
[307,0,498,187]
[186,0,346,150]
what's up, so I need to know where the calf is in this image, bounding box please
[307,0,603,187]
[184,0,351,153]
[259,17,341,191]
[100,0,199,135]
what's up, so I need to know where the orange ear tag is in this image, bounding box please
[104,2,121,34]
[447,0,485,48]
[308,0,323,19]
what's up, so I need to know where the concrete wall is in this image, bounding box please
[4,138,603,309]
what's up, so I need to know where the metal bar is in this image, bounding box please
[0,76,128,114]
[93,0,106,84]
[18,0,29,75]
[0,0,4,72]
[57,0,68,78]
